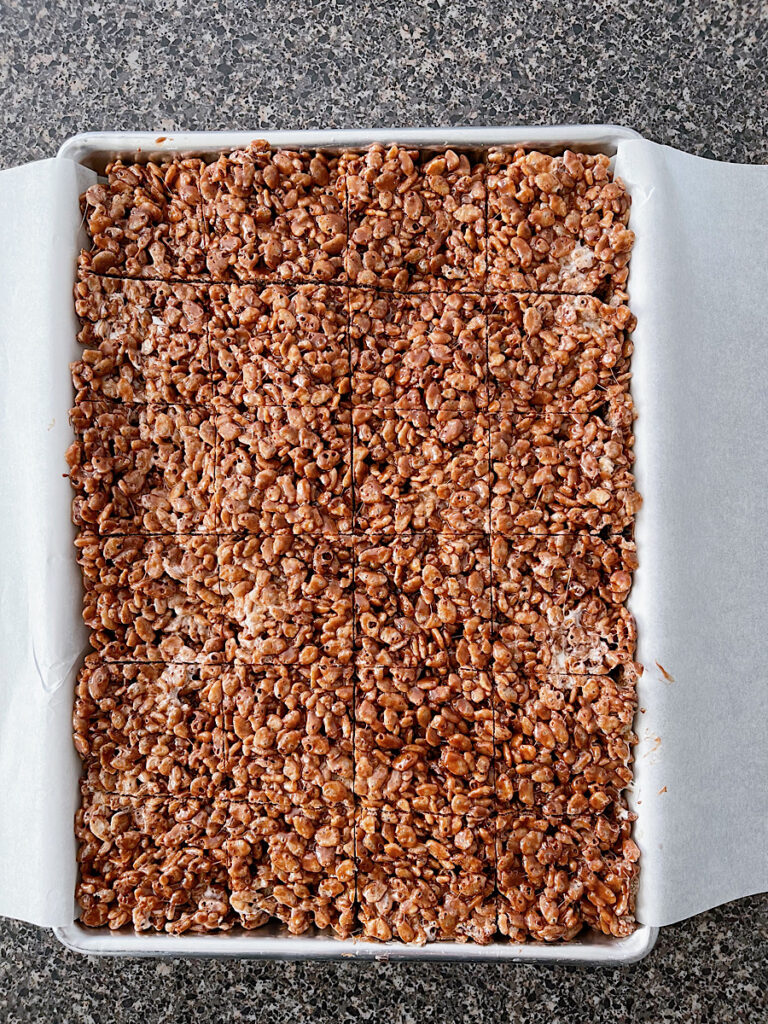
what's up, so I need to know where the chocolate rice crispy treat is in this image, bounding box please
[355,667,494,819]
[218,532,354,666]
[72,275,213,405]
[217,662,354,808]
[353,405,490,534]
[72,143,641,943]
[485,149,634,296]
[490,397,639,537]
[225,799,356,936]
[214,401,352,536]
[342,145,486,292]
[74,657,228,800]
[67,401,217,534]
[209,282,350,410]
[494,671,636,816]
[487,292,635,415]
[76,532,226,663]
[356,807,496,944]
[80,158,207,280]
[76,790,231,932]
[355,533,492,672]
[201,143,346,284]
[491,533,638,677]
[496,810,639,941]
[349,289,487,411]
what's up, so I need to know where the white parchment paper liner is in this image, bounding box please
[0,139,765,932]
[0,157,95,927]
[615,140,768,926]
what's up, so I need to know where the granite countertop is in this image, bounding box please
[0,1,766,1021]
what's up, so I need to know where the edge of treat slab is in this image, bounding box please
[57,124,650,963]
[57,125,643,171]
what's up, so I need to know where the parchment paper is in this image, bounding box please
[0,140,765,932]
[0,158,96,927]
[615,140,768,926]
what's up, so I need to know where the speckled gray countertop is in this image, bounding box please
[0,1,766,1021]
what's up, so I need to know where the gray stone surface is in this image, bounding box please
[0,896,766,1023]
[0,0,766,169]
[0,0,766,1020]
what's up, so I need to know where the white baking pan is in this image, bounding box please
[0,126,765,963]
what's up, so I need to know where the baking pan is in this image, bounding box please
[1,126,765,962]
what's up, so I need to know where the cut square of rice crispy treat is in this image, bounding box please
[490,397,639,537]
[67,400,217,535]
[209,281,349,410]
[224,799,356,936]
[342,144,486,292]
[354,666,495,819]
[79,157,207,280]
[485,148,633,297]
[491,532,638,678]
[349,288,487,412]
[76,791,231,932]
[218,532,354,666]
[353,405,490,535]
[200,143,346,284]
[76,532,227,663]
[356,806,496,944]
[486,291,635,416]
[213,401,352,536]
[74,657,228,800]
[496,809,639,941]
[355,532,492,673]
[493,670,636,817]
[72,275,213,405]
[216,662,354,808]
